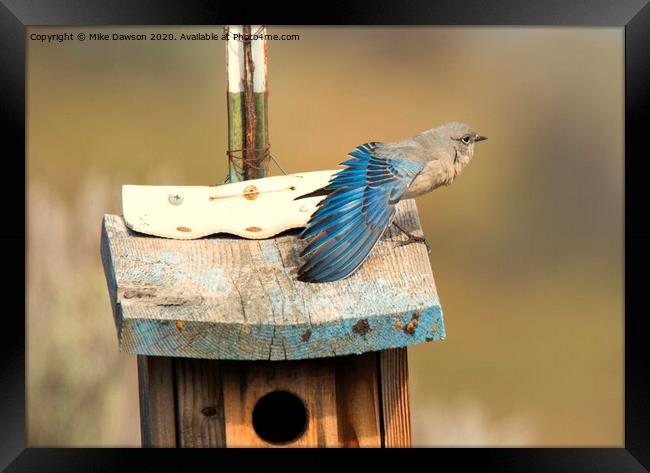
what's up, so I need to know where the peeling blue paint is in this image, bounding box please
[122,303,445,361]
[104,204,447,362]
[188,268,229,293]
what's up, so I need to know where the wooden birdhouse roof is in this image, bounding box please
[101,180,445,361]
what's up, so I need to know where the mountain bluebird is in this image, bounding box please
[295,122,487,283]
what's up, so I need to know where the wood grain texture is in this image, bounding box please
[379,348,412,448]
[222,359,338,447]
[335,353,381,447]
[101,198,445,360]
[137,355,177,448]
[174,358,227,447]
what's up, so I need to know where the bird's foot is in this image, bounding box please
[392,221,432,254]
[397,234,431,254]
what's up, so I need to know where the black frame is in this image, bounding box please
[4,0,649,470]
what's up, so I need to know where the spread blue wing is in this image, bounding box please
[297,143,425,283]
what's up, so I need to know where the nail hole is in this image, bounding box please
[201,406,218,417]
[252,391,308,445]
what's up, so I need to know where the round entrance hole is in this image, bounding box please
[252,390,308,444]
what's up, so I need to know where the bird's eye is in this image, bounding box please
[461,135,472,144]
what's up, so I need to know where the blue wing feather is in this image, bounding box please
[322,210,394,282]
[297,143,425,283]
[308,204,394,282]
[299,219,370,275]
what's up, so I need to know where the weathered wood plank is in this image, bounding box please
[101,198,445,360]
[335,353,381,447]
[222,359,338,447]
[174,358,227,447]
[137,355,177,448]
[379,348,412,448]
[100,220,120,331]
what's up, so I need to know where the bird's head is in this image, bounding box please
[427,122,487,176]
[440,121,487,159]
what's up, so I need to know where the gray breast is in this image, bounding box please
[403,160,453,199]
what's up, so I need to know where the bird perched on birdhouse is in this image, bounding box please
[296,122,486,282]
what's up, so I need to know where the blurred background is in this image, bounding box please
[27,26,623,447]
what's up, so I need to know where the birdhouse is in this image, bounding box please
[99,26,446,448]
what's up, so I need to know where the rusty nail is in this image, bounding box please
[352,318,371,335]
[301,328,312,342]
[243,185,259,200]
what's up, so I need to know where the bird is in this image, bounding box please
[295,122,487,283]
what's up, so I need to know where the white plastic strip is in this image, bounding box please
[122,170,336,240]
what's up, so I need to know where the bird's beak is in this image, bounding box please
[475,135,488,142]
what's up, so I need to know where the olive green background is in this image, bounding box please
[27,26,623,446]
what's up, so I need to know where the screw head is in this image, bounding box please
[168,192,184,205]
[243,185,259,200]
